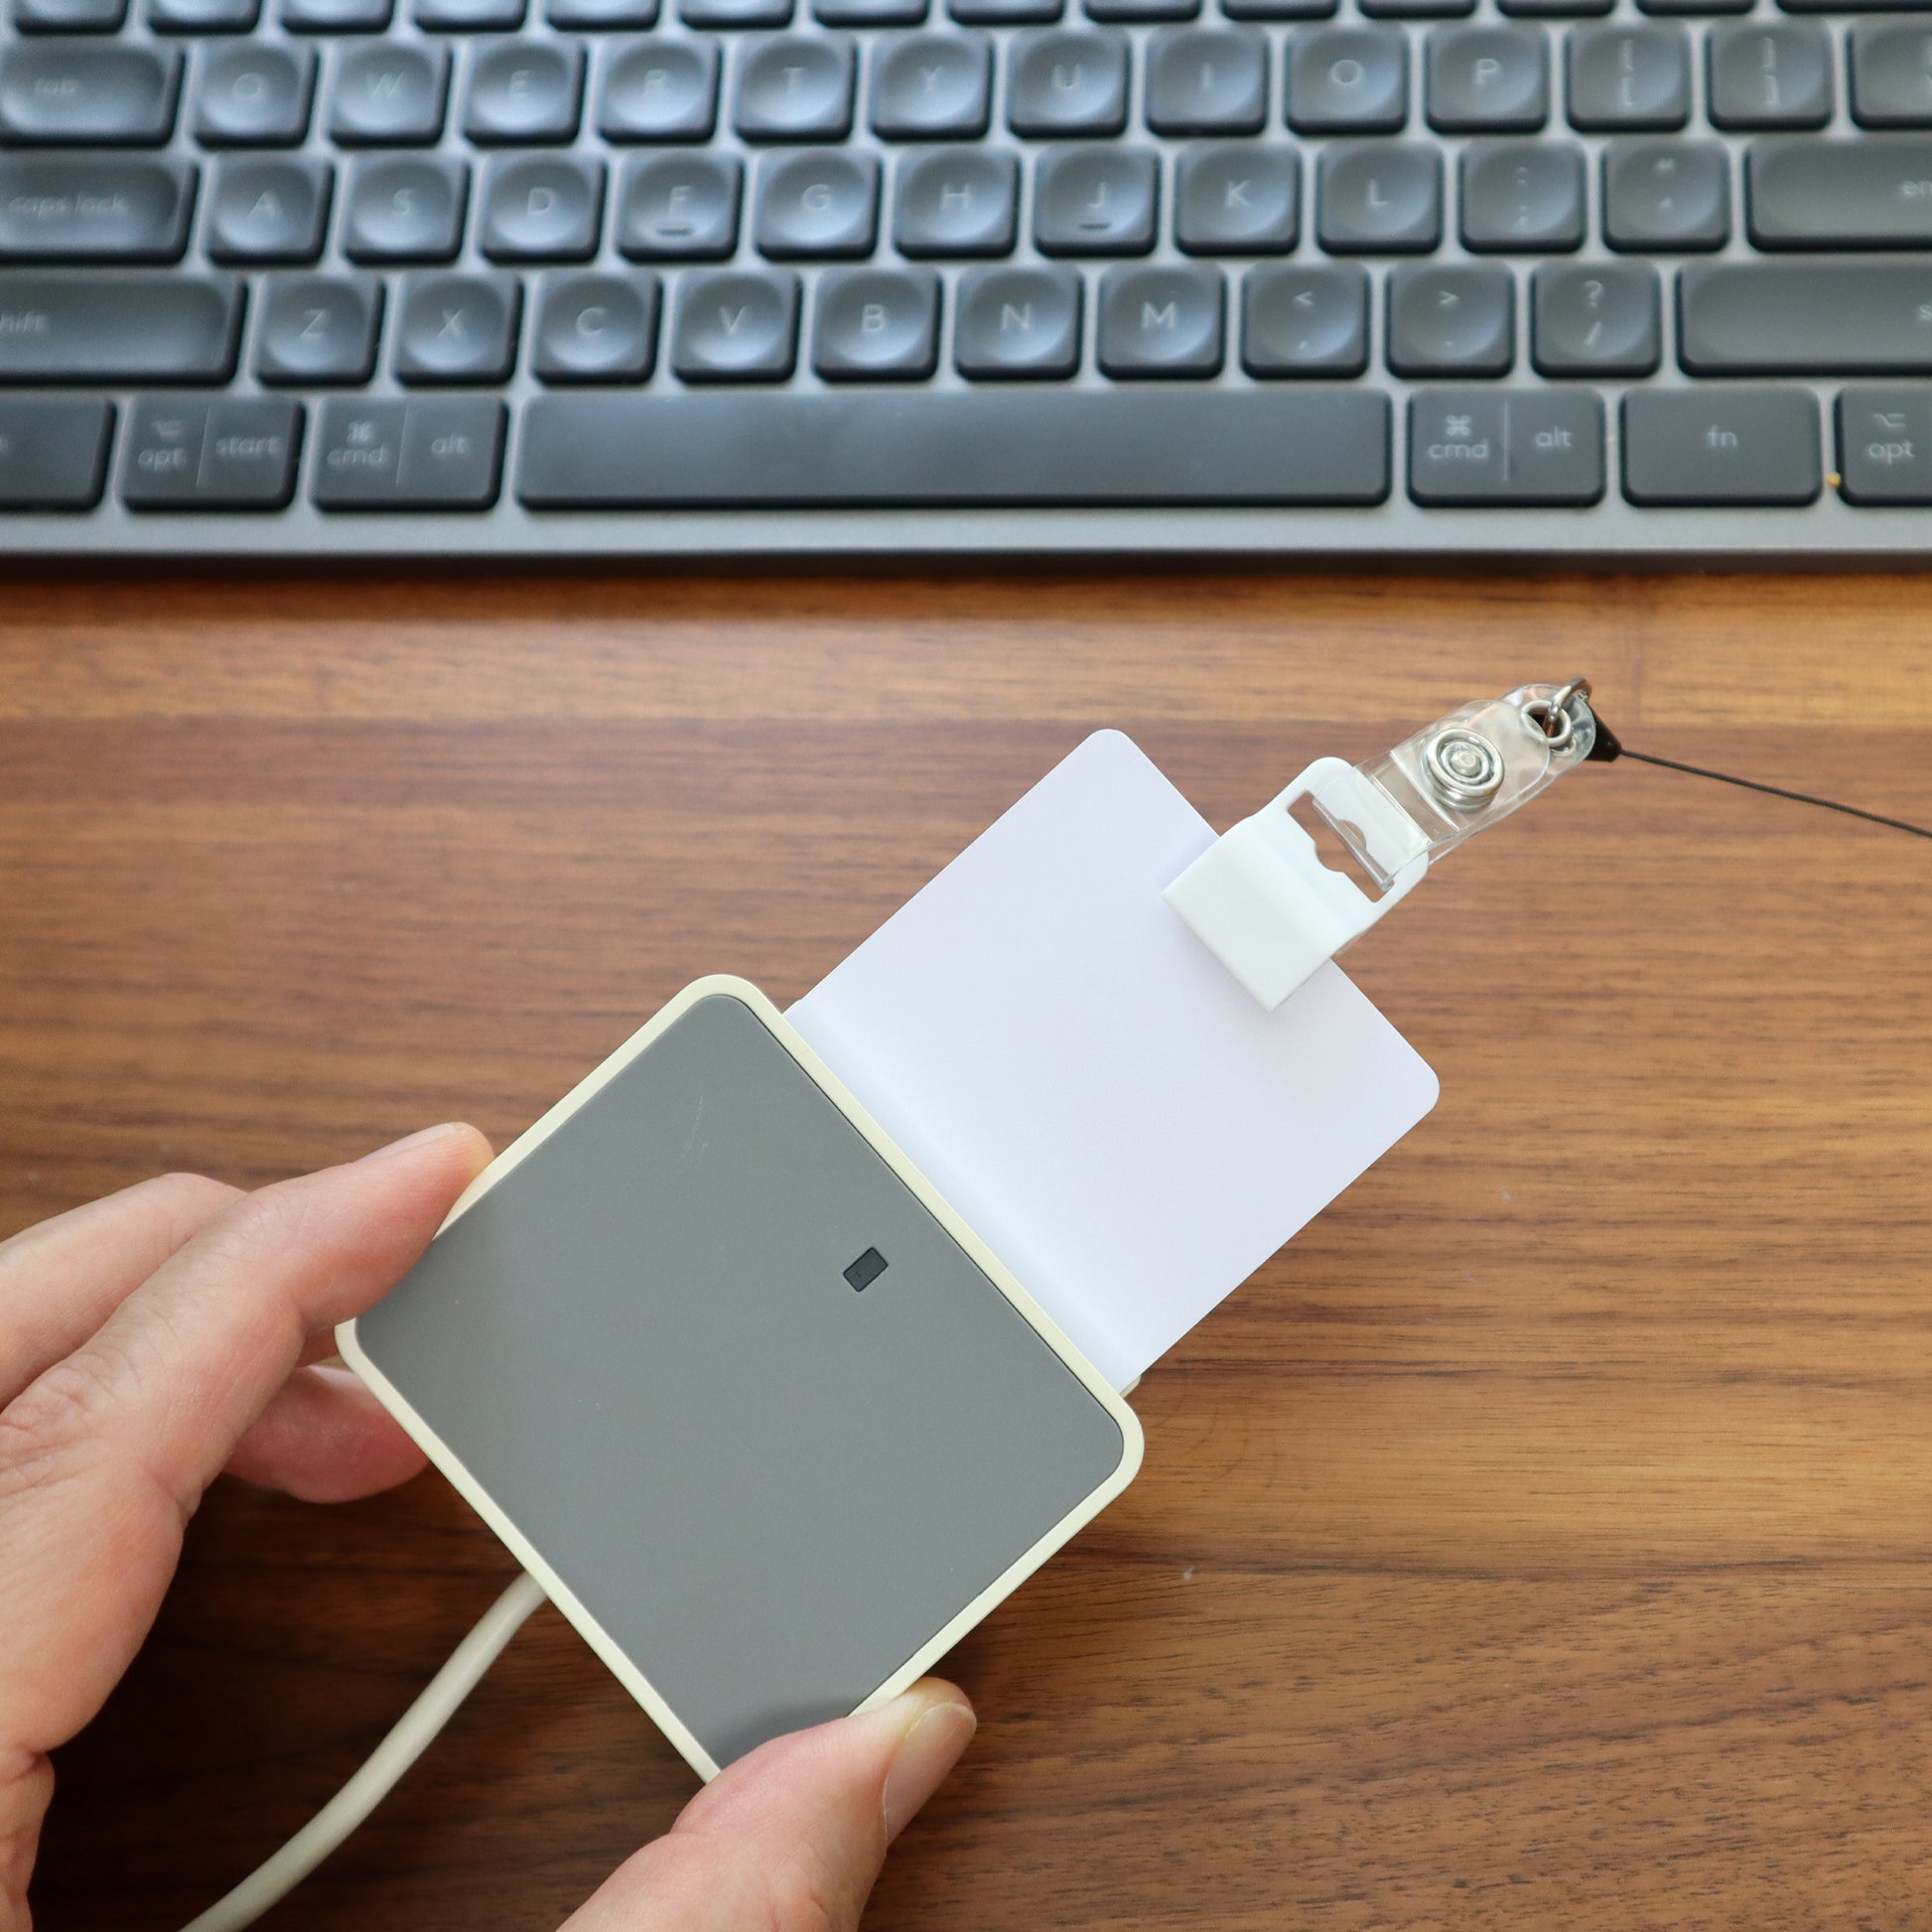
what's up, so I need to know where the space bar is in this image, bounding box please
[516,390,1391,508]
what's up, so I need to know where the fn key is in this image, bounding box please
[1623,389,1820,507]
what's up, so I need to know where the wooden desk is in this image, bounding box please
[6,568,1929,1931]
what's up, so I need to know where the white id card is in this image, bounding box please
[789,730,1440,1392]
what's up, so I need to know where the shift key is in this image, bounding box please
[313,398,505,509]
[0,273,240,381]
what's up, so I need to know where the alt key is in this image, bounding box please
[121,397,302,511]
[1409,389,1604,506]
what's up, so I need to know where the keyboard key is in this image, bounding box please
[1779,0,1929,11]
[1362,0,1470,18]
[755,149,877,255]
[415,0,525,25]
[1837,387,1932,502]
[1460,138,1584,249]
[1097,262,1223,374]
[1173,140,1296,252]
[206,155,332,259]
[12,0,126,27]
[599,39,719,140]
[0,156,196,260]
[1531,260,1659,372]
[0,44,182,144]
[1034,144,1156,253]
[281,0,393,30]
[517,389,1391,503]
[343,155,468,260]
[894,146,1017,254]
[0,396,111,507]
[1241,260,1368,372]
[1386,262,1514,373]
[313,396,505,507]
[151,0,262,28]
[1851,22,1932,128]
[1090,0,1195,15]
[254,269,383,379]
[616,152,740,255]
[465,38,585,141]
[816,0,922,18]
[1681,260,1932,371]
[1603,139,1728,249]
[1316,140,1440,251]
[1707,22,1830,129]
[682,0,788,23]
[1640,0,1746,13]
[1622,387,1819,503]
[1408,387,1602,502]
[1502,0,1606,14]
[395,270,521,380]
[735,32,855,139]
[194,42,316,144]
[547,0,656,22]
[1748,138,1932,247]
[481,153,604,257]
[1566,23,1688,129]
[1427,25,1547,131]
[870,33,990,138]
[533,267,658,377]
[1145,28,1266,135]
[329,42,449,143]
[1286,27,1406,132]
[812,263,939,376]
[1008,29,1129,135]
[671,267,799,376]
[0,270,240,378]
[949,0,1058,22]
[1223,0,1332,16]
[120,394,300,506]
[955,261,1080,372]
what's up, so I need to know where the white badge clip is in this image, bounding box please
[1167,678,1602,1010]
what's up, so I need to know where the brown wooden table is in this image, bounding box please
[6,566,1930,1931]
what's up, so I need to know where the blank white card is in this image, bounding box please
[788,730,1439,1393]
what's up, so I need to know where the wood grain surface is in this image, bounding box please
[4,567,1929,1932]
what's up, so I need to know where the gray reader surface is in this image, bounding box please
[353,991,1130,1769]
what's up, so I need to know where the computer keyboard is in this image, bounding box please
[2,0,1930,556]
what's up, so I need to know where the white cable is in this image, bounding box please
[181,1571,549,1932]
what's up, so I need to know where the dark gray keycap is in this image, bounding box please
[206,155,332,260]
[1174,140,1296,252]
[1427,25,1547,130]
[1530,260,1658,373]
[1409,388,1602,503]
[1363,0,1469,16]
[255,269,383,380]
[671,267,799,377]
[616,152,740,255]
[812,264,939,376]
[1708,22,1829,129]
[1567,24,1687,128]
[0,271,239,377]
[481,153,604,258]
[151,0,261,30]
[1008,29,1129,135]
[1286,27,1406,131]
[0,397,110,507]
[1603,139,1726,249]
[395,271,521,381]
[599,39,719,139]
[329,42,449,143]
[683,0,788,23]
[1681,260,1932,371]
[548,0,657,23]
[735,32,855,138]
[894,146,1017,254]
[194,42,316,144]
[121,395,301,507]
[13,0,125,28]
[1749,138,1932,247]
[1034,144,1157,253]
[533,269,657,378]
[415,0,524,26]
[1242,261,1366,372]
[1837,388,1932,502]
[0,156,195,261]
[1097,262,1223,375]
[954,261,1079,373]
[0,44,182,143]
[314,397,504,507]
[949,0,1057,22]
[1622,387,1819,504]
[1503,0,1606,14]
[1316,140,1440,251]
[1145,28,1266,135]
[1780,0,1929,9]
[466,39,585,141]
[1460,138,1583,249]
[517,388,1391,504]
[1225,0,1333,17]
[1639,0,1746,13]
[869,33,990,138]
[755,149,876,255]
[281,0,392,30]
[1387,262,1513,374]
[343,155,468,260]
[816,0,922,19]
[1851,22,1932,128]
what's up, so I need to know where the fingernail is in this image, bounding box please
[880,1686,977,1841]
[357,1123,474,1165]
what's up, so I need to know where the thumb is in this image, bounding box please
[563,1682,977,1932]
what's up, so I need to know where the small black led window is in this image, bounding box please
[843,1247,888,1292]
